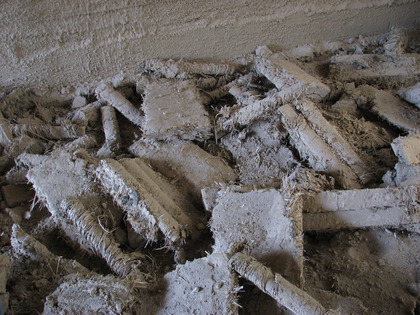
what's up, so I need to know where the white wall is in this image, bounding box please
[1,0,419,91]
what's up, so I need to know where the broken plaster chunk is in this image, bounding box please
[398,83,420,109]
[200,72,253,107]
[220,123,299,186]
[1,185,34,208]
[201,187,220,212]
[142,58,239,79]
[359,87,420,133]
[303,186,420,231]
[255,54,330,102]
[331,96,360,116]
[194,74,234,90]
[97,105,120,158]
[129,139,237,201]
[391,134,420,166]
[142,79,212,141]
[71,100,102,126]
[25,150,122,240]
[210,187,304,287]
[385,135,420,186]
[95,83,144,127]
[26,151,94,213]
[5,206,29,224]
[6,135,44,158]
[96,158,201,246]
[279,104,361,189]
[230,253,334,315]
[10,123,85,140]
[16,152,50,168]
[383,27,408,57]
[293,99,371,184]
[62,134,98,152]
[5,167,31,185]
[227,90,285,126]
[329,54,420,87]
[156,253,239,315]
[10,224,88,275]
[71,95,87,109]
[285,168,335,193]
[384,162,420,187]
[43,273,143,315]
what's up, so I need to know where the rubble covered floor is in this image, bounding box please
[0,27,419,315]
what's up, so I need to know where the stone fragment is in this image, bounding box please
[129,139,236,201]
[210,186,304,286]
[303,186,419,231]
[142,79,212,141]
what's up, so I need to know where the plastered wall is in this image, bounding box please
[1,0,419,91]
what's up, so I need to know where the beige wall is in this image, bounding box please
[1,0,419,91]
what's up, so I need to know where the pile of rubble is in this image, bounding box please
[0,27,419,314]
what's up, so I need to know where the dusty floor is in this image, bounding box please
[0,28,419,314]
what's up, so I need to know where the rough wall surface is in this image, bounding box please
[1,0,419,90]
